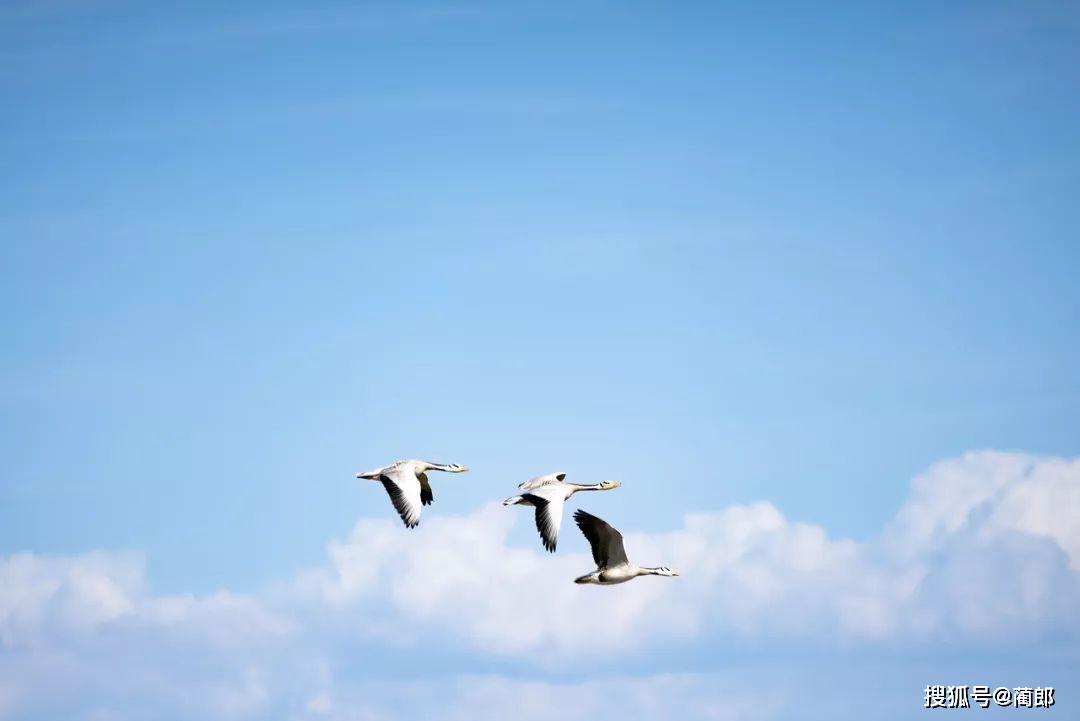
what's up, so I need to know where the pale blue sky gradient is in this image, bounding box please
[5,0,1078,590]
[2,2,1078,719]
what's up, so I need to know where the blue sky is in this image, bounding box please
[2,1,1078,719]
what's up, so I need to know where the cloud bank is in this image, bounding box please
[1,450,1077,719]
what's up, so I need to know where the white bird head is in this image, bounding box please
[599,480,621,489]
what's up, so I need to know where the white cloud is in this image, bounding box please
[295,450,1078,658]
[886,451,1037,553]
[0,551,142,647]
[272,673,781,721]
[0,552,292,654]
[0,449,1077,719]
[983,455,1080,568]
[141,590,294,649]
[883,451,1080,569]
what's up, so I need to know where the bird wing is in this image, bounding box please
[518,471,568,490]
[418,471,433,506]
[356,460,401,479]
[573,509,629,569]
[379,464,423,528]
[522,490,564,553]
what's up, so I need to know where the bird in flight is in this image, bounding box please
[503,472,620,552]
[355,459,469,528]
[572,509,678,585]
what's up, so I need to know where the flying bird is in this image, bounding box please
[572,509,678,585]
[516,471,569,491]
[355,459,469,528]
[503,473,620,552]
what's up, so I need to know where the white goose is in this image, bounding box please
[502,472,620,552]
[355,459,468,528]
[572,509,678,585]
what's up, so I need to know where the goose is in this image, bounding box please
[502,473,620,552]
[517,471,569,491]
[572,509,678,585]
[355,459,468,528]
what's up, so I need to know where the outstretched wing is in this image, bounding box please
[573,509,628,569]
[418,471,433,506]
[522,492,565,553]
[379,465,423,528]
[356,460,402,480]
[518,471,567,491]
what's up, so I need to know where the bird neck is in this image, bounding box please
[567,482,606,491]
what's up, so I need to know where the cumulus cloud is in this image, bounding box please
[298,673,782,721]
[289,450,1078,658]
[884,451,1080,563]
[0,551,292,653]
[0,551,143,647]
[0,450,1077,719]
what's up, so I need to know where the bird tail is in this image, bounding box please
[502,495,524,506]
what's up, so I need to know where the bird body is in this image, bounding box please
[355,459,468,528]
[573,565,647,586]
[572,509,678,585]
[516,471,568,491]
[503,475,620,552]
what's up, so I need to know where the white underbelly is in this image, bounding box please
[598,566,637,585]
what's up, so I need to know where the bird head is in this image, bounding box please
[599,480,621,489]
[657,566,679,577]
[446,463,469,473]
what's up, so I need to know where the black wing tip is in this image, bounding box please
[380,478,421,528]
[536,527,556,553]
[573,508,595,524]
